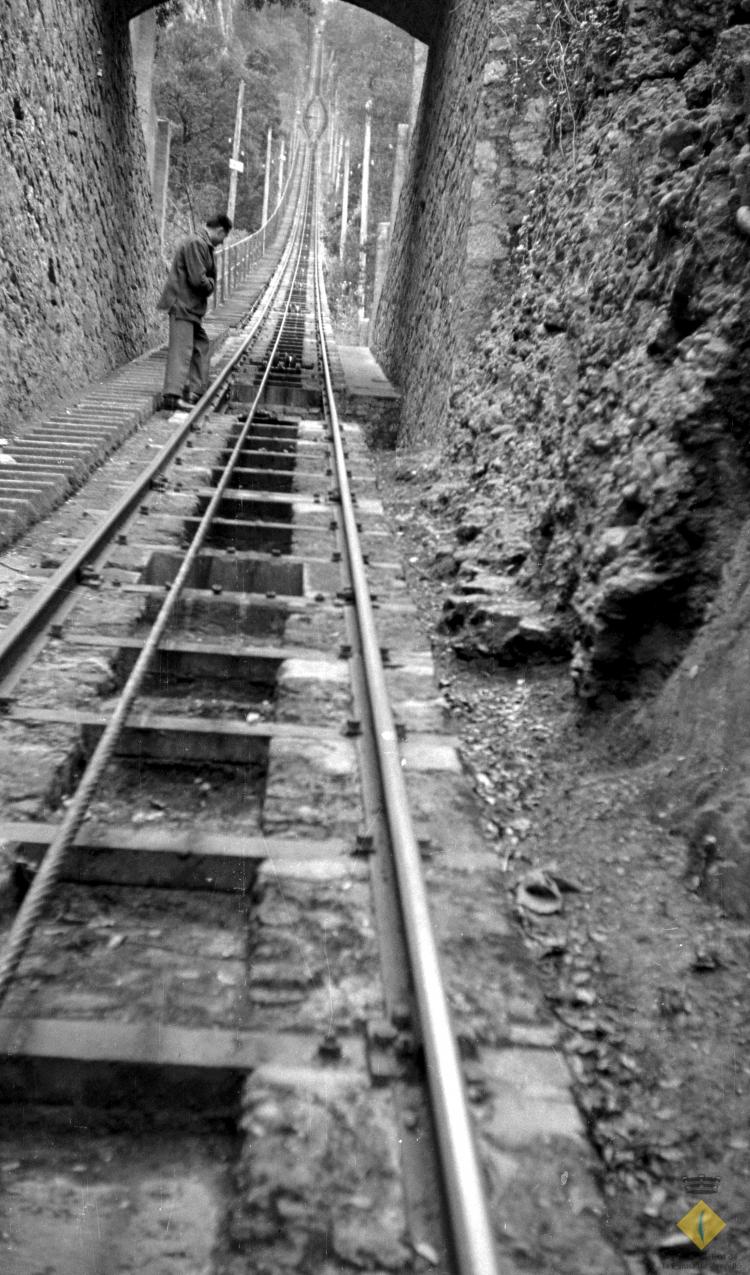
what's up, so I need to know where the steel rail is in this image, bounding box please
[310,163,501,1275]
[0,153,315,1007]
[0,157,308,697]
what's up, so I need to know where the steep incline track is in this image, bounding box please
[0,147,501,1274]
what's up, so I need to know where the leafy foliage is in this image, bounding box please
[510,0,627,158]
[154,6,307,236]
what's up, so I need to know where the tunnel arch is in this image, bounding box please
[123,0,442,45]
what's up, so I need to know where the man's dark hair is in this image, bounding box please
[207,213,233,233]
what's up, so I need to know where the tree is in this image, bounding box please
[154,7,307,235]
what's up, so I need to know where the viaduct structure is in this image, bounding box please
[1,0,535,441]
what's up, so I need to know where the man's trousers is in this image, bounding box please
[163,316,210,399]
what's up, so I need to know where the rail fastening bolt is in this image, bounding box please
[318,1031,342,1061]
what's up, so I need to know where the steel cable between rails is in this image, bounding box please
[310,165,501,1275]
[0,150,310,696]
[0,157,314,1007]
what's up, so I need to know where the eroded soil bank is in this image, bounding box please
[374,447,750,1273]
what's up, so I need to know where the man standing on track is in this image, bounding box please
[158,213,233,412]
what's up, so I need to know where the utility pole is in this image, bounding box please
[226,79,245,224]
[339,136,350,262]
[260,126,272,252]
[261,126,272,226]
[328,86,338,182]
[277,137,286,203]
[334,132,344,196]
[358,99,373,326]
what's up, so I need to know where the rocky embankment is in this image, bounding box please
[428,0,750,913]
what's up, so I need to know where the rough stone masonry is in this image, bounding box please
[0,0,161,436]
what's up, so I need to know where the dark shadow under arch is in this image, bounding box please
[122,0,441,44]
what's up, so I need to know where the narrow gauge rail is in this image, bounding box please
[0,144,499,1274]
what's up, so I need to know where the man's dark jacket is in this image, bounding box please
[158,230,216,322]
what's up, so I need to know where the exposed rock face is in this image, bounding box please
[434,0,750,911]
[449,0,750,701]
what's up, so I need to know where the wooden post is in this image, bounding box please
[277,137,286,203]
[339,137,350,262]
[358,100,373,323]
[226,79,245,223]
[261,126,272,248]
[328,86,338,180]
[334,132,344,195]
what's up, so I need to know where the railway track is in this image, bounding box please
[0,145,501,1273]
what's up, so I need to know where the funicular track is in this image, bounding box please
[0,145,500,1275]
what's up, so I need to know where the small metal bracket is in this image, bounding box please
[353,831,374,855]
[365,1018,418,1085]
[78,565,101,589]
[318,1030,343,1061]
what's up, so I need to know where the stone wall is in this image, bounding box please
[1,0,161,435]
[371,0,489,444]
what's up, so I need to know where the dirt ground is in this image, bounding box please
[374,448,750,1275]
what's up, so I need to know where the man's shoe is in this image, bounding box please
[162,393,194,412]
